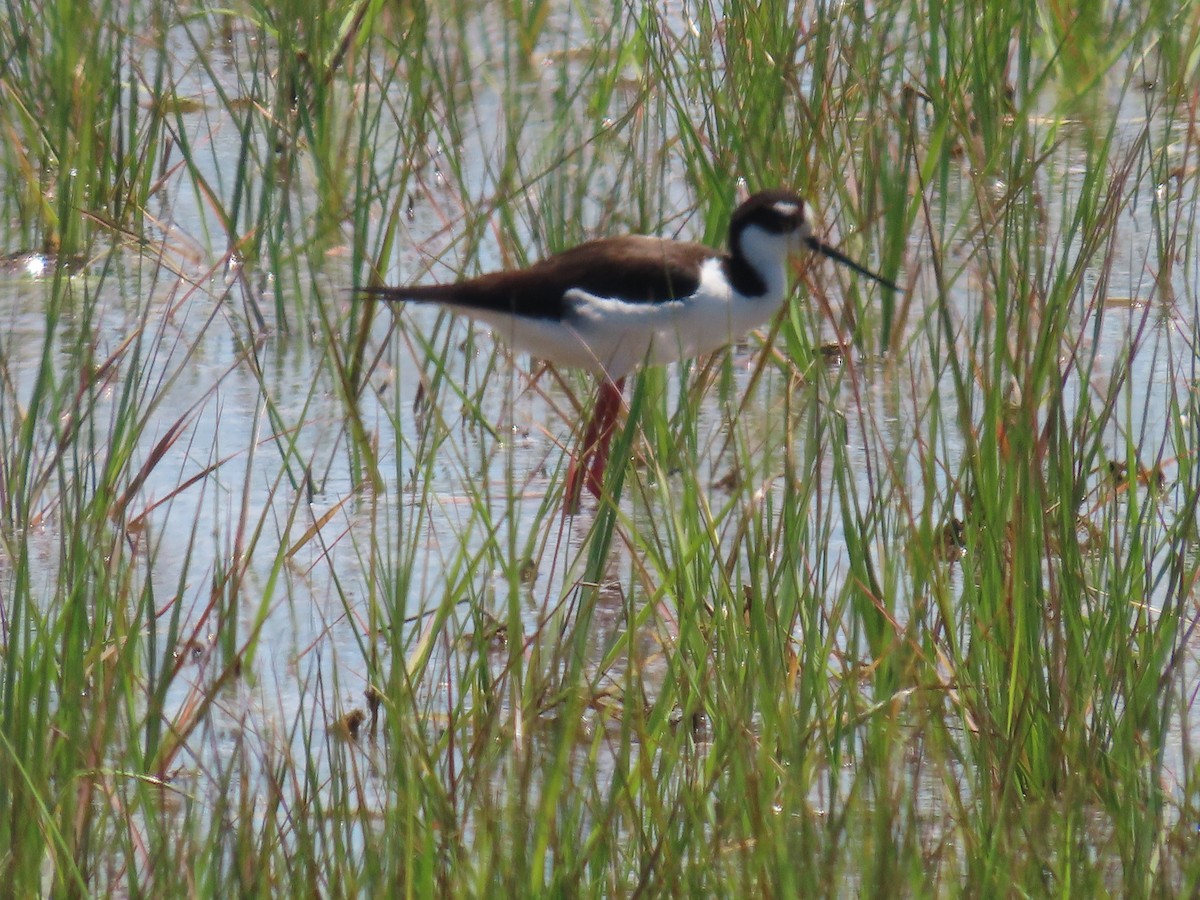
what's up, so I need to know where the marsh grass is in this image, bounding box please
[1,0,1199,895]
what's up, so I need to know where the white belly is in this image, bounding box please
[458,257,787,380]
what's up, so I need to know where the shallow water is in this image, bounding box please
[1,3,1198,883]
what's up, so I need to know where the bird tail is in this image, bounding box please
[358,284,457,304]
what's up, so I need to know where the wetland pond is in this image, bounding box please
[2,1,1199,893]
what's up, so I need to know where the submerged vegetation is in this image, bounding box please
[1,0,1199,894]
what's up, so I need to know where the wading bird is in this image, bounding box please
[363,189,897,510]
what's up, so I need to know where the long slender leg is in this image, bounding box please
[585,377,625,499]
[563,377,625,513]
[563,409,604,511]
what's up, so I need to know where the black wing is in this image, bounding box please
[362,236,718,321]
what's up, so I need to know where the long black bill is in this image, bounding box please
[806,236,898,292]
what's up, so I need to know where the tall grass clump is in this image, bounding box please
[0,0,174,257]
[0,0,1199,895]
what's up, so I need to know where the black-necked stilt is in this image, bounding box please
[363,189,897,509]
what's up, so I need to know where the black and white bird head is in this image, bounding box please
[729,189,896,292]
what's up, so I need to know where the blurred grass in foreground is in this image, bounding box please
[0,0,1199,894]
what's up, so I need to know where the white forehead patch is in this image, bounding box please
[772,201,801,217]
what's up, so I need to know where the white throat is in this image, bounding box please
[736,223,796,304]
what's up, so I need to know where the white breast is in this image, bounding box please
[455,255,791,381]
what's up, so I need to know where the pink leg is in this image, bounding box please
[563,413,602,511]
[563,377,625,512]
[585,378,625,499]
